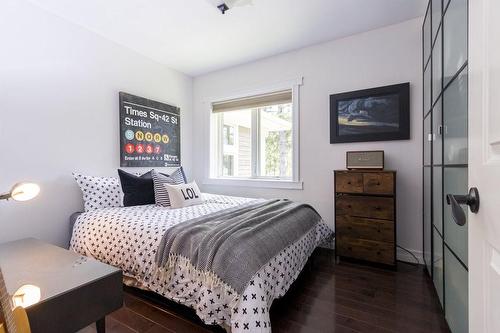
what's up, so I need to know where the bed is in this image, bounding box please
[70,193,333,333]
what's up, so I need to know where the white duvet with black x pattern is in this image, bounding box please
[70,193,332,332]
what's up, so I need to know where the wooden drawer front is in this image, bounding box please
[363,173,394,194]
[335,172,363,193]
[336,215,394,242]
[337,237,394,265]
[336,195,394,220]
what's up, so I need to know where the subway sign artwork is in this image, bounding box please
[119,92,181,167]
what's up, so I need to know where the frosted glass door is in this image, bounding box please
[422,0,468,331]
[442,0,469,331]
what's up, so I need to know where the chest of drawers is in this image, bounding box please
[334,170,396,268]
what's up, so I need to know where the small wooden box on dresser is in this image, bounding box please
[334,170,397,269]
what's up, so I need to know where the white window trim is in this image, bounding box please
[203,177,303,189]
[203,77,303,190]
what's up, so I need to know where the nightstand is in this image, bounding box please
[0,238,122,333]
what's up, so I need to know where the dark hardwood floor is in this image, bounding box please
[79,249,450,333]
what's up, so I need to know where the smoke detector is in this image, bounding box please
[209,0,253,14]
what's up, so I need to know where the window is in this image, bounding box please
[223,154,234,176]
[209,88,300,187]
[259,104,293,178]
[223,125,234,145]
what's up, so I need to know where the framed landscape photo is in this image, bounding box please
[330,83,410,144]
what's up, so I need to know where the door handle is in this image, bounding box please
[446,187,480,226]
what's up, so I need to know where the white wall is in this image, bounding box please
[0,0,193,246]
[193,18,423,260]
[0,2,423,260]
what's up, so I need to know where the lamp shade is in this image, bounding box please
[12,284,41,308]
[9,183,40,202]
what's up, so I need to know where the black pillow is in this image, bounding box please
[118,168,187,207]
[118,170,156,207]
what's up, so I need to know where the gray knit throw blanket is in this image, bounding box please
[155,199,321,295]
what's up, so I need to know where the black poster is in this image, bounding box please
[119,92,181,167]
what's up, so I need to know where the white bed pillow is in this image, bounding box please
[73,173,123,211]
[164,181,203,208]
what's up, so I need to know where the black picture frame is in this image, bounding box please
[119,92,181,167]
[330,83,410,144]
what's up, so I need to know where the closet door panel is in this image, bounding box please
[423,8,432,68]
[432,28,443,103]
[444,167,468,265]
[445,247,468,333]
[433,166,443,233]
[443,0,467,84]
[443,69,468,165]
[432,101,443,165]
[432,0,442,40]
[424,167,432,274]
[433,228,444,306]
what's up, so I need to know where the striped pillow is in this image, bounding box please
[152,168,186,206]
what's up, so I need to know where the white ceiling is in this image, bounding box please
[28,0,426,76]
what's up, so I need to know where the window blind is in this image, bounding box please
[212,90,292,113]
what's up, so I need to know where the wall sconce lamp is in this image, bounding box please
[0,183,40,202]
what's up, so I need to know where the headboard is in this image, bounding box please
[69,212,83,236]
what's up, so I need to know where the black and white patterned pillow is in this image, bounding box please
[152,168,186,207]
[73,173,123,211]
